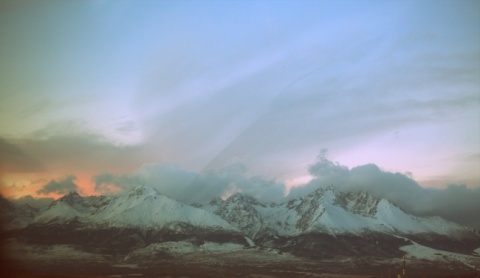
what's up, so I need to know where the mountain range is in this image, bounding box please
[1,185,479,259]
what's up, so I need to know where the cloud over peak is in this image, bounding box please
[36,175,79,195]
[93,162,286,205]
[290,152,480,229]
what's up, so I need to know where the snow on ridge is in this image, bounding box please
[101,191,238,231]
[125,184,160,198]
[374,199,468,235]
[20,184,476,239]
[100,186,240,231]
[200,187,473,238]
[34,201,83,223]
[32,184,239,232]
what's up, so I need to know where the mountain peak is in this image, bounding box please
[209,197,223,206]
[226,192,261,205]
[57,191,82,206]
[125,184,160,198]
[310,185,337,196]
[0,195,15,212]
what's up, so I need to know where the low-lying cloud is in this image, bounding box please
[93,163,286,204]
[36,175,79,195]
[10,195,54,208]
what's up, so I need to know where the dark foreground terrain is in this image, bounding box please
[2,240,479,278]
[1,222,479,277]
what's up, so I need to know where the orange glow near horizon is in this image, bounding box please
[1,172,101,200]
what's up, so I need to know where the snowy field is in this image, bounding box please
[400,241,480,270]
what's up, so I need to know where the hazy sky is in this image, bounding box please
[0,0,479,205]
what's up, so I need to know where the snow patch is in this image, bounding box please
[244,236,255,247]
[134,241,244,255]
[145,241,197,254]
[200,242,245,253]
[34,202,82,223]
[400,241,480,269]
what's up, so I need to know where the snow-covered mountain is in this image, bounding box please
[200,186,474,239]
[3,188,479,275]
[3,185,475,238]
[32,185,238,233]
[2,184,478,258]
[199,193,271,239]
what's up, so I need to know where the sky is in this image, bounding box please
[0,1,479,226]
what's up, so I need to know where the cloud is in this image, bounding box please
[10,195,54,208]
[185,163,286,204]
[0,128,151,175]
[0,138,44,173]
[36,175,79,195]
[289,151,480,229]
[93,163,286,204]
[115,120,138,135]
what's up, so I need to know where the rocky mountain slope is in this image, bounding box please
[199,186,474,239]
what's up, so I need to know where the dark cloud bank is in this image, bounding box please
[88,152,480,230]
